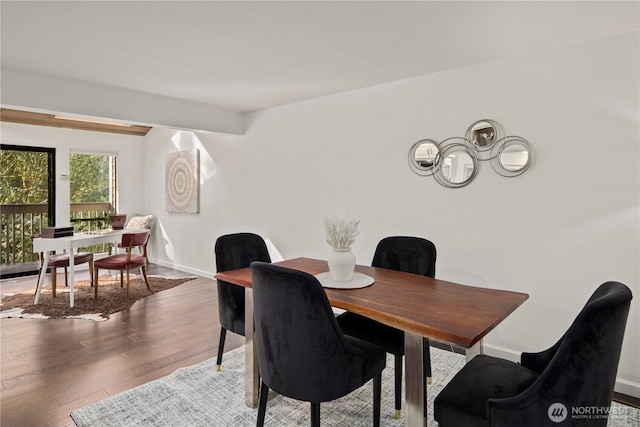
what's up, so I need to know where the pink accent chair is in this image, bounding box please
[93,230,150,298]
[33,234,95,298]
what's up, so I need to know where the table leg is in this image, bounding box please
[466,339,483,363]
[34,251,50,305]
[245,288,259,408]
[405,332,427,427]
[69,248,76,308]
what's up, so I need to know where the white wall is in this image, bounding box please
[144,33,639,396]
[0,123,147,222]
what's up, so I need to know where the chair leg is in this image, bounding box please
[422,338,432,418]
[310,402,320,427]
[373,372,382,427]
[64,267,69,286]
[216,328,227,371]
[89,258,95,287]
[140,265,151,290]
[51,267,57,298]
[126,269,131,297]
[256,380,269,427]
[94,268,99,298]
[423,338,432,383]
[394,354,402,419]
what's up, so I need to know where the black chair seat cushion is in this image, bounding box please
[94,254,146,270]
[337,311,405,355]
[434,354,539,426]
[343,335,388,383]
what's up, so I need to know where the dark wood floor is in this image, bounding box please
[1,264,243,427]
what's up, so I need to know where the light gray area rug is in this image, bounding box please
[71,346,639,427]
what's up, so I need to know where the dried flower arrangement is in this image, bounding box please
[324,215,360,250]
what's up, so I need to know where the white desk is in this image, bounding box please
[33,230,144,307]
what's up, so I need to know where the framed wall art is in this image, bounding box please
[166,149,200,213]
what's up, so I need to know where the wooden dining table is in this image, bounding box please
[214,257,528,427]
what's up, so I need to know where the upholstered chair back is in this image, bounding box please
[489,281,632,425]
[214,233,271,335]
[372,236,436,278]
[251,262,375,403]
[435,281,632,427]
[121,230,149,249]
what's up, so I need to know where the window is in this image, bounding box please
[0,144,55,277]
[70,152,117,233]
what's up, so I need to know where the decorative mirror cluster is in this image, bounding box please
[408,119,532,188]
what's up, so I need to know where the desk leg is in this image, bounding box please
[245,288,259,408]
[466,340,483,363]
[69,249,76,308]
[405,332,427,427]
[34,252,50,305]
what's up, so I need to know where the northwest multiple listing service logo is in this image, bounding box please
[547,402,631,423]
[548,403,568,423]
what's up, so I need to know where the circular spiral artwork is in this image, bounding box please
[166,149,199,213]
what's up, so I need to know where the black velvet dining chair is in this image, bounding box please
[251,262,387,427]
[214,232,271,371]
[336,236,437,419]
[434,281,632,427]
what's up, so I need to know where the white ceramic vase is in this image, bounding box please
[328,248,356,281]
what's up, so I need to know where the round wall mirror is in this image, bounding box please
[490,136,532,177]
[465,119,504,158]
[408,139,440,176]
[500,143,529,171]
[442,151,475,183]
[467,120,496,147]
[433,142,478,188]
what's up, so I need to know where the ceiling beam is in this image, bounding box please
[1,69,245,135]
[0,108,153,136]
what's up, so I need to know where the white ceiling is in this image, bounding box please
[1,1,638,117]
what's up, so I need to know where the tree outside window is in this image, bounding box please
[69,153,116,233]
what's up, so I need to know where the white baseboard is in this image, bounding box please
[482,343,521,362]
[483,343,640,398]
[148,258,211,278]
[613,377,640,399]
